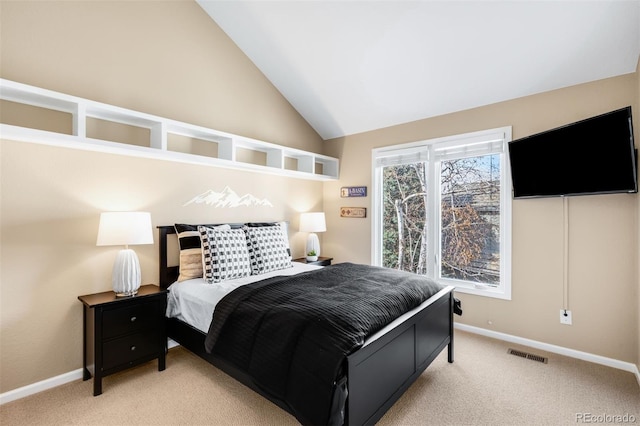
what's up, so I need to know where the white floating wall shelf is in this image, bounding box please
[0,79,339,181]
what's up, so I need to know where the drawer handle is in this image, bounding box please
[130,345,136,351]
[130,316,137,322]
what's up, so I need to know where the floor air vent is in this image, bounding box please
[507,348,548,364]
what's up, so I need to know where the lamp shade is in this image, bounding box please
[299,212,326,233]
[96,212,153,247]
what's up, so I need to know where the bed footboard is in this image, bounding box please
[346,288,454,426]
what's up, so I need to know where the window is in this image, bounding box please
[372,127,512,299]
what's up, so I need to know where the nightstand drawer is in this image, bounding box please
[103,301,160,338]
[102,331,160,371]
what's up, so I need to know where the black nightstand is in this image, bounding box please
[293,256,333,266]
[78,284,167,396]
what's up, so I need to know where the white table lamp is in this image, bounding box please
[97,212,153,297]
[300,212,326,258]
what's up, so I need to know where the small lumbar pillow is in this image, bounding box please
[175,223,230,282]
[198,225,251,283]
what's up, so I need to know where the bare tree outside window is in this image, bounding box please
[382,163,427,273]
[440,155,500,285]
[382,154,501,286]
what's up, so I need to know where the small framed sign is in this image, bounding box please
[340,207,367,218]
[340,186,367,198]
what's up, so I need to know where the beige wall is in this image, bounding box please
[324,73,639,364]
[0,1,324,393]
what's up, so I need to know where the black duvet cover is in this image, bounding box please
[205,262,445,425]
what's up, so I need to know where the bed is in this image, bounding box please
[158,223,457,425]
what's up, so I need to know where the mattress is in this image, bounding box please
[166,262,322,333]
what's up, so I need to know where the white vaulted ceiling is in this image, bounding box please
[197,1,640,140]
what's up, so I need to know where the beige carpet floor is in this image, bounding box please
[1,330,639,425]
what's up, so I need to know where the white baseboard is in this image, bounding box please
[455,323,640,388]
[0,339,183,406]
[0,368,84,405]
[2,328,637,405]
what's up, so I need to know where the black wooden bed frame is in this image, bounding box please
[158,225,455,425]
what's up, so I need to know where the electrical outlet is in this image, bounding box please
[560,309,572,325]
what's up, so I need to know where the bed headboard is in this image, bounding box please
[157,225,178,290]
[157,223,250,290]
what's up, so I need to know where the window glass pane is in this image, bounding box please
[440,154,501,285]
[382,162,428,274]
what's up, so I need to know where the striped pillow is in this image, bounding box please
[244,224,292,275]
[198,226,251,283]
[174,223,230,282]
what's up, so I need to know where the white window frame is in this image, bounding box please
[372,127,512,300]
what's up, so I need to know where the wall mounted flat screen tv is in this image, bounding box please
[508,106,637,198]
